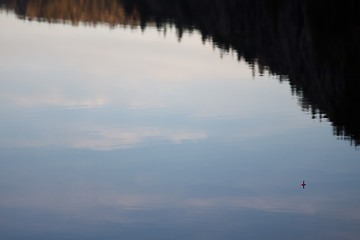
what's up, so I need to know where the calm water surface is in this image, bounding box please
[0,5,360,240]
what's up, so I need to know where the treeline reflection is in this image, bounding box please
[1,0,360,146]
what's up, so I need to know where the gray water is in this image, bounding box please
[0,10,360,240]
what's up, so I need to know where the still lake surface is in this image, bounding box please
[1,3,360,240]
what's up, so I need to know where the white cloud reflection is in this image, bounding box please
[0,124,207,150]
[0,93,108,109]
[70,126,207,150]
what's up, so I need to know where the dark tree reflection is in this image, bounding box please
[1,0,360,146]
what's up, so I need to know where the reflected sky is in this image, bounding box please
[1,11,360,240]
[0,13,310,151]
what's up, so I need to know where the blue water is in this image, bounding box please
[0,12,359,240]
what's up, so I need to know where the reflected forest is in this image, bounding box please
[1,0,360,146]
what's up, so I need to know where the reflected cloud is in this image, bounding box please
[184,196,319,215]
[170,132,207,144]
[0,124,207,150]
[0,93,108,109]
[69,126,207,150]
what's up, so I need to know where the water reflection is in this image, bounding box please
[1,1,360,240]
[1,0,359,146]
